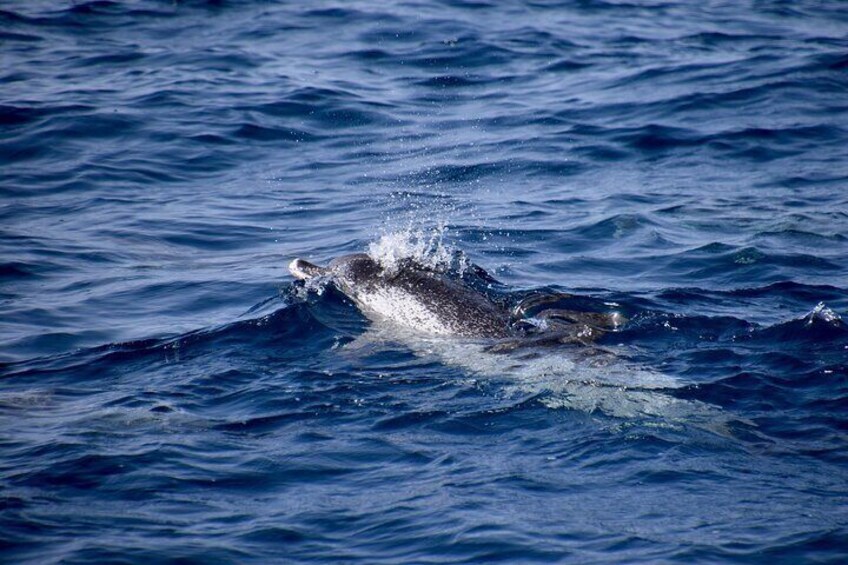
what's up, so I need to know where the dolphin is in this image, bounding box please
[288,252,733,428]
[290,253,511,338]
[289,253,622,342]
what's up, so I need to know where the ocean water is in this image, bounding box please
[2,0,848,562]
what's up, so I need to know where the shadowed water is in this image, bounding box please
[2,1,848,562]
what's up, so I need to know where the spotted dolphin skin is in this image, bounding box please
[289,253,625,343]
[289,253,511,338]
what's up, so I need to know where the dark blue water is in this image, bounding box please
[3,0,848,562]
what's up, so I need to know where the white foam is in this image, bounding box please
[808,302,841,324]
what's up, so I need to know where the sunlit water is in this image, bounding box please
[2,1,848,562]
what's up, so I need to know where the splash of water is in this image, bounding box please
[807,302,841,325]
[366,226,469,275]
[290,269,331,301]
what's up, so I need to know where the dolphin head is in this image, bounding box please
[290,253,382,287]
[290,253,386,313]
[327,253,382,283]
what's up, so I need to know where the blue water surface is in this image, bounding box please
[2,0,848,562]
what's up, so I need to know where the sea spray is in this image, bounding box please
[367,226,470,275]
